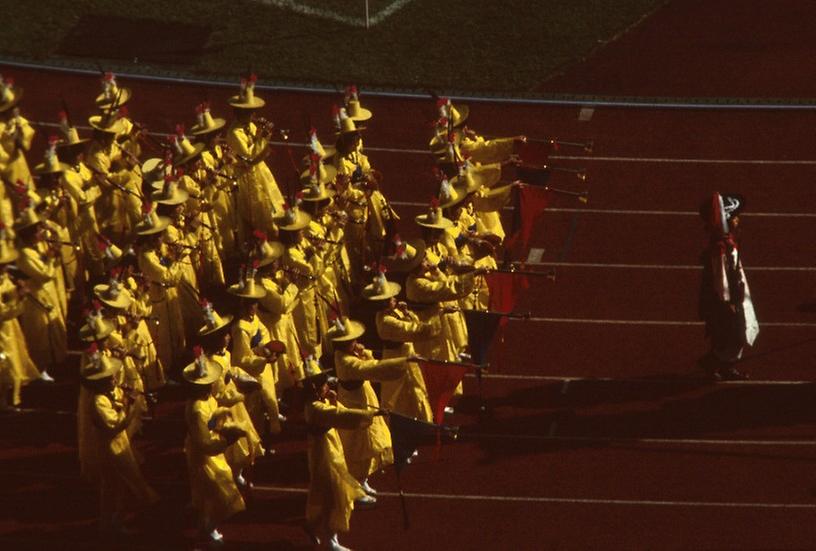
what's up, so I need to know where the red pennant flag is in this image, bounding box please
[419,360,469,425]
[484,271,530,371]
[505,184,551,261]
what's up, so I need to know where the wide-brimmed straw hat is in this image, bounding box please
[88,113,127,135]
[362,271,401,301]
[307,129,336,160]
[183,349,223,385]
[95,73,132,110]
[150,176,190,206]
[345,85,372,122]
[274,205,312,232]
[300,156,338,186]
[190,102,226,136]
[78,310,116,342]
[228,75,265,109]
[249,230,284,268]
[33,140,70,175]
[56,112,91,155]
[172,128,206,166]
[326,316,366,343]
[227,262,266,299]
[382,237,426,273]
[437,98,468,128]
[13,204,42,232]
[415,199,454,230]
[135,203,171,235]
[199,300,234,336]
[334,106,366,136]
[0,75,23,113]
[82,349,123,381]
[93,279,133,310]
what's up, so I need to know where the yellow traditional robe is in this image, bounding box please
[123,276,165,390]
[258,274,303,387]
[85,141,142,238]
[461,134,516,165]
[231,316,281,435]
[201,147,238,255]
[18,244,67,371]
[185,394,246,528]
[77,383,159,516]
[375,307,435,422]
[0,274,38,405]
[226,121,284,233]
[284,240,322,358]
[211,351,264,472]
[334,348,403,480]
[138,248,185,372]
[305,399,370,534]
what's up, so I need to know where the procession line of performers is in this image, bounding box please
[0,72,759,547]
[0,74,523,549]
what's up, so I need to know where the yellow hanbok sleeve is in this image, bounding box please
[335,350,406,382]
[231,320,269,377]
[139,250,183,287]
[376,310,436,343]
[308,399,374,430]
[91,393,129,437]
[406,271,475,303]
[187,399,231,455]
[18,247,56,285]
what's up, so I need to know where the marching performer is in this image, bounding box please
[302,364,382,551]
[328,315,408,501]
[198,300,264,488]
[698,193,758,380]
[77,340,159,536]
[226,75,285,235]
[363,268,435,422]
[182,350,246,545]
[0,236,38,409]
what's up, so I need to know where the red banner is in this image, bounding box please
[505,184,551,261]
[419,360,469,425]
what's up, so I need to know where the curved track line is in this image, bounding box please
[462,433,816,447]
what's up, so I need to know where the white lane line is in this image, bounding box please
[470,373,811,386]
[254,485,816,509]
[551,155,816,165]
[389,201,816,219]
[463,432,816,447]
[527,317,816,328]
[529,261,816,272]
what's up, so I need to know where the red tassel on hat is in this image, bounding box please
[252,229,268,242]
[332,104,341,129]
[117,106,128,119]
[86,342,99,355]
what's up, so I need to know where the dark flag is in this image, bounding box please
[388,411,458,529]
[462,310,504,367]
[484,272,530,371]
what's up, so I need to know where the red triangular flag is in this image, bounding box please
[419,360,469,426]
[505,184,551,261]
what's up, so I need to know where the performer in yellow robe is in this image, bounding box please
[0,241,38,409]
[363,271,435,422]
[77,343,158,535]
[302,365,379,550]
[226,76,285,235]
[182,352,246,545]
[135,205,185,375]
[0,77,36,222]
[228,271,284,438]
[253,235,305,387]
[15,206,66,379]
[328,317,407,497]
[198,300,263,487]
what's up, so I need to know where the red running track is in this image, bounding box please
[4,4,816,546]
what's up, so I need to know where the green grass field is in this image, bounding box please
[0,0,663,95]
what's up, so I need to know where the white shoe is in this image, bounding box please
[406,449,419,464]
[444,406,454,414]
[235,472,247,488]
[354,494,377,508]
[207,528,224,543]
[362,479,377,495]
[328,533,352,551]
[278,413,287,423]
[39,371,55,383]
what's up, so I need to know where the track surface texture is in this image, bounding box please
[3,1,816,550]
